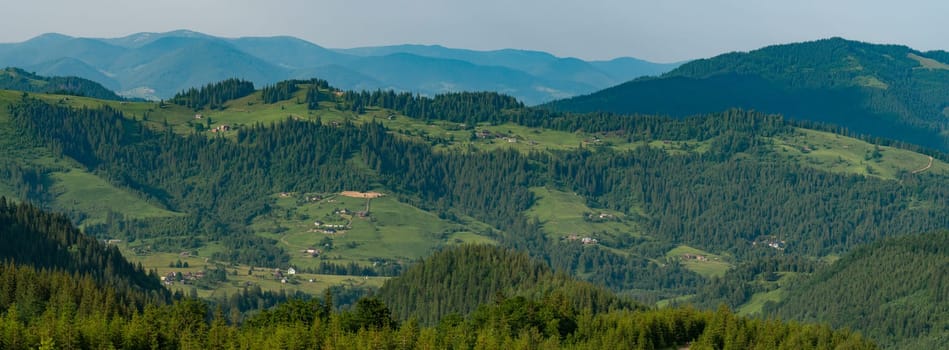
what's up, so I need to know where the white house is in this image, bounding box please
[287,267,297,275]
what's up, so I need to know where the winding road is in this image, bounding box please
[911,156,934,174]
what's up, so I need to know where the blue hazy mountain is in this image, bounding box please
[0,31,680,104]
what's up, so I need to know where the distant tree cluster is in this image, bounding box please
[169,78,255,110]
[343,90,523,124]
[260,80,299,104]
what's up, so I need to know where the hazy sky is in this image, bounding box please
[3,0,948,62]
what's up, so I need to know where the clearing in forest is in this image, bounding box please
[340,191,385,198]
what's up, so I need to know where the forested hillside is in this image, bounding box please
[771,232,949,349]
[546,38,949,151]
[377,245,633,324]
[0,199,169,340]
[0,197,164,295]
[0,67,123,100]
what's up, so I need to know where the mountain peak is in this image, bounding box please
[22,32,74,45]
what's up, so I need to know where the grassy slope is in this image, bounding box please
[252,192,498,270]
[525,187,639,239]
[771,128,948,180]
[0,91,180,227]
[735,272,802,316]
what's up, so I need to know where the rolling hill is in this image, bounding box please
[546,37,949,151]
[0,30,679,104]
[1,74,947,347]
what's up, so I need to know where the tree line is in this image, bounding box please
[169,78,255,110]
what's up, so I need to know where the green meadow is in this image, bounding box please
[665,245,732,279]
[771,128,948,180]
[736,272,802,316]
[525,187,641,240]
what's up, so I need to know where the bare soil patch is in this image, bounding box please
[340,191,385,198]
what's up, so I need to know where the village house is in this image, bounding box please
[210,124,231,133]
[162,272,177,285]
[287,267,297,275]
[581,237,598,245]
[682,253,709,262]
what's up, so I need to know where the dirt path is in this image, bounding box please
[911,156,934,174]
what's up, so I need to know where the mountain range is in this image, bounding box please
[0,30,679,104]
[546,38,949,151]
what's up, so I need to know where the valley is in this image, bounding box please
[1,39,948,347]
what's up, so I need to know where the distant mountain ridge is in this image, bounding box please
[546,37,949,151]
[0,30,679,104]
[0,67,123,100]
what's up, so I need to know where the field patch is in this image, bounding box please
[252,192,496,272]
[665,245,732,278]
[340,191,385,198]
[738,289,785,316]
[525,187,644,253]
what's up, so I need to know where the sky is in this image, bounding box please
[2,0,948,62]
